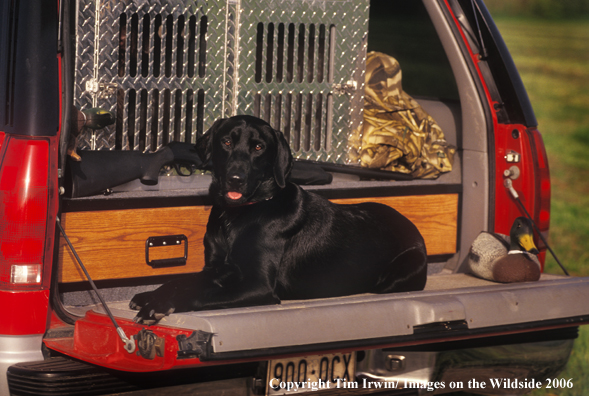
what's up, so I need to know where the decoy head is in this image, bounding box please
[509,217,540,255]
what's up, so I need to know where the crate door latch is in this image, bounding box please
[145,235,188,268]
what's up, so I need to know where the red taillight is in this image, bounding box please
[528,128,551,233]
[527,128,551,267]
[0,135,50,290]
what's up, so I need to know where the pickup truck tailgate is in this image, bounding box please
[46,273,589,371]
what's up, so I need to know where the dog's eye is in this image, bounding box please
[222,140,232,147]
[254,144,264,151]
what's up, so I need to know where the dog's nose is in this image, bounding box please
[227,172,246,188]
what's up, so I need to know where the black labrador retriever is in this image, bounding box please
[130,115,427,324]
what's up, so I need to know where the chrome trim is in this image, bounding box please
[0,334,44,395]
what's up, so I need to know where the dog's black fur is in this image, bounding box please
[130,115,427,324]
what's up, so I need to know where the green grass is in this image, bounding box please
[493,17,589,395]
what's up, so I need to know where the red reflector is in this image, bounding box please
[541,179,551,196]
[539,209,550,224]
[0,138,49,287]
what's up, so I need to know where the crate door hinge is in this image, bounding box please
[85,79,118,99]
[332,80,358,95]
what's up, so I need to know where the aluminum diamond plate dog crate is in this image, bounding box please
[73,0,369,164]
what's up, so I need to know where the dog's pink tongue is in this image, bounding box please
[227,191,243,200]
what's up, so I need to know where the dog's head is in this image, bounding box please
[196,115,293,206]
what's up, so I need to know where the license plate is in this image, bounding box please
[266,352,355,395]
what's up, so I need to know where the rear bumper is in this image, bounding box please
[0,334,44,396]
[357,329,576,395]
[9,332,576,396]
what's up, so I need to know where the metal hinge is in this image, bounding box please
[177,330,214,359]
[85,79,118,99]
[332,80,358,95]
[135,328,165,360]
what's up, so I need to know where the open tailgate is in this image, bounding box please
[44,273,589,371]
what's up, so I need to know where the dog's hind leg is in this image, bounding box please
[375,245,428,294]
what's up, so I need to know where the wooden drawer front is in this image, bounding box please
[58,206,210,283]
[331,194,459,256]
[59,194,458,283]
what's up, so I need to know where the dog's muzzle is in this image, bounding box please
[224,170,247,201]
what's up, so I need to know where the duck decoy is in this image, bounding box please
[468,217,541,283]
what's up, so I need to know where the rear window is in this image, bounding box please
[368,0,459,101]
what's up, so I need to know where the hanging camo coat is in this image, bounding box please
[349,52,456,179]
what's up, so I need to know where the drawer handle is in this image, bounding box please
[145,235,188,268]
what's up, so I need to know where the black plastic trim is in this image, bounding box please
[57,273,186,293]
[199,315,588,362]
[61,194,212,212]
[0,0,59,136]
[7,357,261,396]
[473,0,537,127]
[427,254,456,263]
[58,0,75,172]
[384,326,579,352]
[310,183,462,200]
[413,320,469,334]
[50,207,81,326]
[61,183,462,212]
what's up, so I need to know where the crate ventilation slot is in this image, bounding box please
[253,22,336,153]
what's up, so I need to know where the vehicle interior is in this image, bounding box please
[54,0,565,343]
[57,0,472,308]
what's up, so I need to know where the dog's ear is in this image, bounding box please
[196,118,225,169]
[273,129,293,188]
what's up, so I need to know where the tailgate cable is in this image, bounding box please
[504,179,569,275]
[56,217,137,353]
[469,0,488,59]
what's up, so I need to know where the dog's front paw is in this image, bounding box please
[129,291,176,325]
[129,290,151,311]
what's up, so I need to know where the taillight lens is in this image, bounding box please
[528,128,551,231]
[0,136,50,290]
[528,128,551,265]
